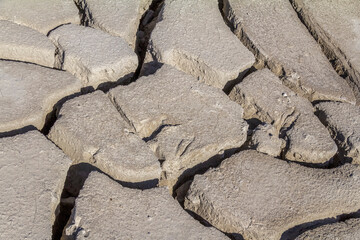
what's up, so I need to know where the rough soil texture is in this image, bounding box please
[230,69,337,164]
[0,131,72,240]
[145,0,255,90]
[76,0,152,48]
[224,0,355,103]
[110,65,248,191]
[1,1,360,239]
[185,150,360,240]
[0,60,81,133]
[0,20,57,68]
[48,24,138,89]
[0,0,80,35]
[292,0,360,103]
[295,218,360,240]
[316,102,360,164]
[49,91,161,183]
[63,171,227,239]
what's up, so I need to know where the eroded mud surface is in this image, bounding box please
[1,1,360,239]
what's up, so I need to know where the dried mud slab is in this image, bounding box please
[250,123,285,157]
[316,102,360,164]
[110,65,248,190]
[0,0,79,35]
[292,0,360,103]
[0,20,56,68]
[0,60,82,133]
[63,171,227,239]
[223,0,355,103]
[0,131,72,239]
[48,24,138,88]
[48,91,161,183]
[146,0,255,90]
[296,218,360,240]
[76,0,151,48]
[185,150,360,240]
[230,69,337,164]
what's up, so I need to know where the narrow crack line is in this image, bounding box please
[133,0,165,80]
[0,58,59,71]
[107,93,136,132]
[73,0,92,26]
[280,210,360,240]
[289,0,360,103]
[219,0,265,70]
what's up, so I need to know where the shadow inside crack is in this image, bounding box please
[281,211,360,240]
[51,162,159,239]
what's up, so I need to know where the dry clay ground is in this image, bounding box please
[1,0,360,239]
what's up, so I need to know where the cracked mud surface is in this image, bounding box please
[1,1,360,239]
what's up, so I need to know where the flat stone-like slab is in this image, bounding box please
[49,24,138,89]
[185,150,360,240]
[63,171,227,239]
[0,61,82,133]
[77,0,151,48]
[316,102,360,164]
[146,0,254,90]
[110,65,248,190]
[292,0,360,103]
[296,218,360,240]
[224,0,355,103]
[49,91,161,183]
[0,131,72,239]
[230,69,337,164]
[0,20,56,68]
[0,0,79,35]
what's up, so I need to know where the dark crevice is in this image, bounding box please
[52,163,98,240]
[175,182,236,239]
[0,58,59,70]
[0,125,37,138]
[281,210,360,240]
[73,0,92,26]
[315,108,353,168]
[172,147,242,197]
[143,124,180,142]
[51,161,159,240]
[219,0,265,71]
[46,23,72,37]
[223,65,257,95]
[289,0,360,104]
[41,87,93,136]
[96,72,134,93]
[133,0,165,80]
[0,87,91,138]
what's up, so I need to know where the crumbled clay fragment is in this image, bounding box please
[63,171,227,239]
[250,123,285,157]
[0,60,82,133]
[230,69,337,164]
[316,102,360,164]
[0,0,80,35]
[110,65,248,190]
[76,0,152,48]
[185,150,360,240]
[0,131,72,239]
[0,20,56,68]
[224,0,355,103]
[145,0,255,90]
[48,24,138,89]
[292,0,360,103]
[48,91,161,183]
[295,218,360,240]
